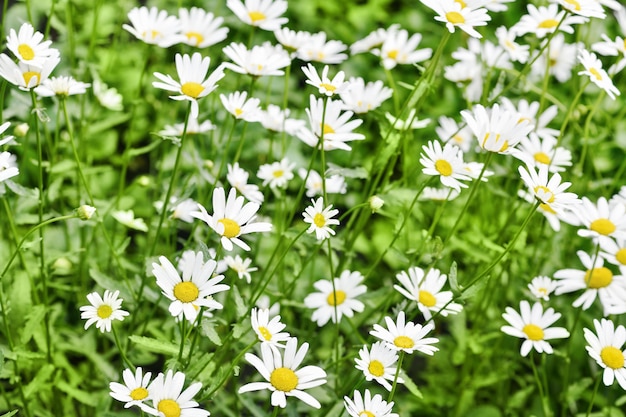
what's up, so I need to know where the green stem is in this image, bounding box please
[387,351,405,403]
[201,340,256,400]
[585,374,602,417]
[44,0,57,38]
[177,318,187,367]
[111,325,134,370]
[530,352,551,417]
[270,406,280,417]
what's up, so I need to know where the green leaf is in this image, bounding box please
[1,410,19,417]
[20,305,46,345]
[232,284,247,318]
[201,321,222,346]
[24,364,55,398]
[8,273,32,327]
[126,138,163,158]
[128,335,182,356]
[449,261,460,295]
[86,113,131,135]
[399,369,423,399]
[465,405,502,417]
[56,380,95,405]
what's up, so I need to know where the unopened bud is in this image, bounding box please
[77,205,96,220]
[14,123,29,137]
[369,195,384,213]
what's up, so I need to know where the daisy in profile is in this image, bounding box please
[6,23,58,67]
[191,187,273,251]
[34,75,90,97]
[385,109,430,131]
[373,28,432,70]
[394,266,463,321]
[222,42,291,77]
[298,168,347,197]
[250,307,291,346]
[344,389,398,417]
[258,104,305,135]
[140,370,209,417]
[304,270,367,326]
[152,252,229,323]
[339,77,393,114]
[0,152,19,184]
[80,289,129,333]
[354,341,404,391]
[512,4,587,38]
[153,52,225,119]
[112,209,148,232]
[227,0,288,31]
[370,311,439,355]
[159,117,216,138]
[93,79,123,111]
[495,26,529,63]
[257,158,296,189]
[224,254,258,283]
[553,0,605,18]
[296,31,348,64]
[350,24,400,55]
[576,197,626,247]
[553,250,626,314]
[528,276,558,301]
[274,27,313,57]
[578,49,621,100]
[219,91,262,122]
[227,163,264,204]
[419,140,471,192]
[302,197,340,240]
[518,164,579,212]
[420,0,491,38]
[238,337,327,409]
[123,6,181,47]
[301,63,348,97]
[583,318,626,390]
[109,367,152,409]
[178,7,229,48]
[501,300,569,357]
[171,198,200,223]
[0,53,60,90]
[420,186,460,202]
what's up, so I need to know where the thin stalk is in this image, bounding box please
[387,351,405,403]
[585,375,602,417]
[44,0,57,38]
[111,325,134,370]
[200,340,256,400]
[177,319,187,367]
[530,353,551,417]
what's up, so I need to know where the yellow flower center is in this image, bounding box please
[319,83,337,92]
[600,346,625,369]
[130,387,148,401]
[272,169,284,178]
[313,213,326,228]
[434,159,453,177]
[533,185,555,203]
[248,11,266,23]
[615,248,626,265]
[218,218,241,238]
[141,30,161,40]
[538,19,559,29]
[589,68,603,81]
[538,287,548,296]
[317,52,325,61]
[22,71,41,86]
[360,412,375,417]
[181,82,205,99]
[258,326,272,341]
[270,367,298,392]
[446,11,465,24]
[387,49,399,60]
[326,290,346,306]
[590,218,616,236]
[157,399,181,417]
[540,203,557,214]
[173,281,200,303]
[418,290,437,307]
[563,0,581,11]
[322,123,335,135]
[393,335,415,349]
[97,304,113,319]
[584,267,613,289]
[234,108,244,117]
[185,31,204,46]
[522,324,544,341]
[18,44,35,60]
[453,135,464,144]
[368,359,385,377]
[455,0,467,7]
[534,152,551,164]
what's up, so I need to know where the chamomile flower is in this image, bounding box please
[80,290,129,333]
[93,79,123,111]
[6,23,58,68]
[531,34,582,83]
[583,318,626,390]
[500,98,560,142]
[552,0,605,18]
[0,152,19,184]
[496,26,529,63]
[222,42,291,77]
[298,168,347,197]
[159,117,216,137]
[0,53,60,90]
[512,134,572,173]
[435,115,473,153]
[350,24,400,55]
[599,237,626,268]
[344,389,399,417]
[178,7,229,48]
[302,197,340,240]
[518,164,579,212]
[501,300,569,356]
[123,6,181,47]
[578,49,621,99]
[553,250,626,314]
[354,342,404,391]
[109,367,152,409]
[220,91,262,122]
[339,77,393,114]
[304,270,367,326]
[250,307,290,346]
[227,163,264,205]
[518,189,577,232]
[420,140,471,192]
[394,266,463,321]
[191,187,273,251]
[257,158,296,189]
[227,0,288,31]
[528,276,558,301]
[34,75,90,97]
[301,63,348,96]
[373,28,432,70]
[297,32,348,64]
[420,187,460,202]
[238,337,327,409]
[420,0,491,39]
[140,370,209,417]
[274,28,313,57]
[112,210,148,232]
[576,197,626,246]
[512,4,587,38]
[385,109,430,131]
[153,52,225,119]
[172,198,199,223]
[224,255,258,283]
[370,311,439,355]
[152,252,229,323]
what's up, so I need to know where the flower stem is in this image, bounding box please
[387,351,405,403]
[530,352,551,417]
[111,324,134,370]
[585,374,602,417]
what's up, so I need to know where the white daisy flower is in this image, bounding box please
[112,209,148,232]
[496,26,529,63]
[159,117,216,137]
[0,53,60,90]
[172,198,199,223]
[511,134,572,173]
[304,270,367,327]
[528,276,558,301]
[178,7,229,48]
[552,0,605,18]
[301,63,348,97]
[227,163,264,205]
[302,197,340,241]
[553,250,626,314]
[257,158,296,189]
[499,98,560,142]
[354,341,404,391]
[420,140,471,192]
[339,77,393,114]
[222,42,291,77]
[512,4,587,38]
[583,318,626,390]
[435,115,473,153]
[153,52,225,119]
[462,161,494,183]
[224,254,258,283]
[109,367,152,409]
[420,187,460,202]
[576,197,626,246]
[258,104,305,135]
[151,252,229,323]
[6,23,58,68]
[274,28,313,57]
[227,0,288,31]
[250,307,290,347]
[350,24,400,55]
[79,290,129,333]
[0,122,13,146]
[518,189,578,231]
[256,294,280,317]
[599,237,626,268]
[190,187,273,251]
[484,0,515,12]
[298,168,347,198]
[420,0,491,39]
[122,6,181,47]
[93,79,124,111]
[140,370,209,417]
[297,31,348,64]
[238,337,327,409]
[578,49,621,99]
[518,164,579,212]
[344,389,399,417]
[501,300,570,357]
[373,28,432,70]
[34,75,90,97]
[0,152,19,184]
[394,266,463,321]
[385,109,430,131]
[531,34,582,83]
[370,311,439,355]
[219,91,262,122]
